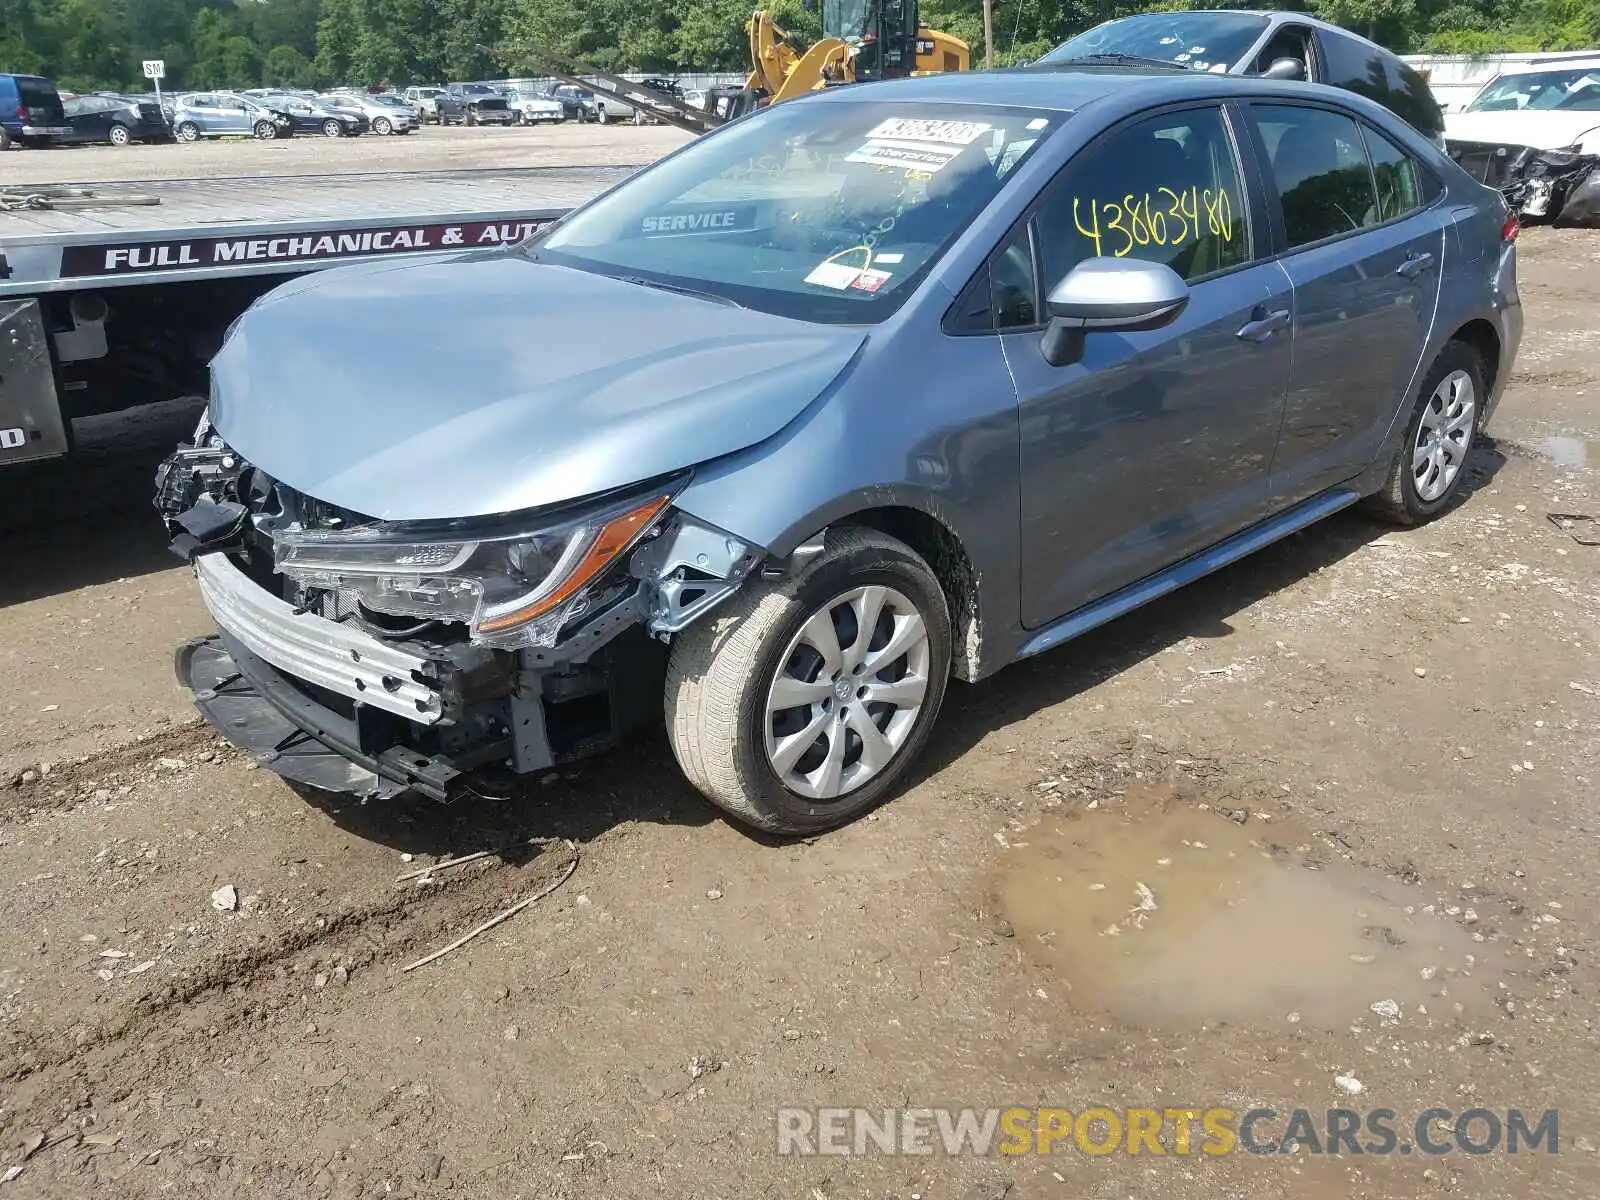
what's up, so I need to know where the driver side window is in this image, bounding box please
[1033,105,1252,290]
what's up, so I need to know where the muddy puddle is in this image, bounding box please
[1528,435,1599,469]
[993,784,1502,1031]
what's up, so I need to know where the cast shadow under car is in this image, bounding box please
[304,438,1507,856]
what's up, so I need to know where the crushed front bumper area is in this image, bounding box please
[177,633,503,800]
[1449,140,1600,226]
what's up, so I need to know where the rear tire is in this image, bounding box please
[0,127,12,151]
[1363,340,1487,526]
[665,527,951,835]
[108,123,130,146]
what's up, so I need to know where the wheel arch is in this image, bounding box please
[774,501,983,683]
[1446,317,1502,397]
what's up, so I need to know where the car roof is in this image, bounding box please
[806,63,1372,114]
[1493,55,1600,77]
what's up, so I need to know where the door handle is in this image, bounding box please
[1236,308,1290,342]
[1396,251,1436,279]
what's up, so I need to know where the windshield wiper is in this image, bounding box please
[616,275,745,308]
[1042,52,1192,71]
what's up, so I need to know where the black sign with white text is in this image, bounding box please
[58,216,562,278]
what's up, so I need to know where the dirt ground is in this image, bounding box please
[1,151,1597,1197]
[1,122,692,186]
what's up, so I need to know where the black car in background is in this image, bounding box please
[548,85,600,122]
[59,94,172,145]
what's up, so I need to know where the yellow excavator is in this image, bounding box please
[742,0,970,109]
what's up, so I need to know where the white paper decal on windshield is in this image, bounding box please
[865,117,992,145]
[804,261,866,290]
[873,251,905,263]
[1026,117,1050,131]
[846,140,961,172]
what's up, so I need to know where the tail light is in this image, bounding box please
[1501,212,1520,242]
[16,105,29,122]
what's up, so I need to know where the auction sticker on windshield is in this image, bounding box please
[846,140,964,172]
[864,117,993,145]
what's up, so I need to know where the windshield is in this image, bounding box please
[532,100,1056,324]
[824,0,871,40]
[1038,12,1269,73]
[1466,67,1600,112]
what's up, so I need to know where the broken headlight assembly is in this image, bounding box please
[272,484,681,649]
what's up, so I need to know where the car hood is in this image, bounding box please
[1445,109,1600,152]
[208,256,866,522]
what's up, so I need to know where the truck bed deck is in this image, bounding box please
[1,165,631,294]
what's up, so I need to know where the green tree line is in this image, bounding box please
[2,0,1596,94]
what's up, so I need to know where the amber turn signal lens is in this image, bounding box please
[475,495,672,634]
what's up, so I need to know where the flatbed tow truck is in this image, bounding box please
[0,165,627,468]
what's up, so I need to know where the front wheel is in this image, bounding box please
[108,123,130,146]
[665,528,952,835]
[253,120,276,140]
[373,116,392,135]
[323,119,343,138]
[177,121,200,142]
[1363,341,1487,525]
[597,106,610,124]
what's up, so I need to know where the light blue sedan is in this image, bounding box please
[162,65,1522,834]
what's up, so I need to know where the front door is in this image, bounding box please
[1007,103,1295,628]
[1245,103,1445,504]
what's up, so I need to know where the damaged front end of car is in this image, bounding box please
[1449,140,1600,226]
[155,415,761,801]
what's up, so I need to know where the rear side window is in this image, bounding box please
[17,78,60,109]
[1315,31,1385,100]
[1362,125,1423,221]
[1385,58,1445,137]
[1033,105,1251,285]
[1254,104,1378,248]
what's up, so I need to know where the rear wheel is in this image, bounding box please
[0,127,12,151]
[177,121,200,142]
[665,528,952,835]
[107,123,130,146]
[322,119,343,138]
[1364,340,1486,525]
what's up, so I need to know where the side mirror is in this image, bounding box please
[1040,258,1190,367]
[1264,56,1307,81]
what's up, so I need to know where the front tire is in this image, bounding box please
[177,121,200,142]
[665,528,952,835]
[253,119,276,140]
[322,119,343,138]
[1363,341,1486,525]
[373,116,392,135]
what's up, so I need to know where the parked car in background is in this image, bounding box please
[447,86,517,126]
[160,67,1521,834]
[586,88,634,124]
[256,93,369,137]
[548,85,600,122]
[1036,9,1446,144]
[0,72,69,150]
[320,91,413,135]
[1445,57,1600,153]
[404,87,463,125]
[58,93,171,146]
[510,90,566,124]
[170,92,294,141]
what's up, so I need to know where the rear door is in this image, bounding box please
[998,103,1297,627]
[1244,102,1445,505]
